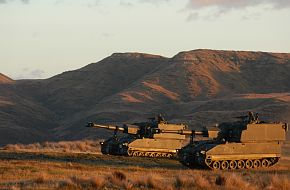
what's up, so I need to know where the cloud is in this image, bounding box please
[186,12,199,21]
[119,0,133,7]
[187,0,290,11]
[0,0,101,6]
[86,0,101,7]
[139,0,171,5]
[140,0,170,2]
[0,0,30,4]
[14,68,45,79]
[100,32,114,38]
[185,0,290,20]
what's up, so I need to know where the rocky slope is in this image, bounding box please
[1,49,290,145]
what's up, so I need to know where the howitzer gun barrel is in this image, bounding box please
[87,123,125,131]
[159,129,208,136]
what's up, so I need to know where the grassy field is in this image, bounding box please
[0,141,289,190]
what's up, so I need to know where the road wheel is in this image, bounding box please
[253,159,261,168]
[205,158,212,167]
[138,152,145,157]
[245,159,253,169]
[212,161,220,170]
[155,153,161,157]
[229,160,237,169]
[161,153,167,157]
[220,161,229,170]
[237,160,245,169]
[166,153,172,158]
[261,159,269,168]
[133,152,138,157]
[153,153,158,157]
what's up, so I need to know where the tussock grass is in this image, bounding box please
[0,149,289,190]
[224,173,255,190]
[45,175,106,190]
[1,167,290,190]
[2,140,102,154]
[174,172,211,190]
[35,172,49,184]
[267,174,290,190]
[107,171,128,188]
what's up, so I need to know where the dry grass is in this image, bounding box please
[35,172,49,184]
[174,173,211,190]
[266,174,290,190]
[0,159,289,190]
[66,175,105,189]
[224,173,255,190]
[0,144,289,190]
[2,140,102,154]
[133,174,165,190]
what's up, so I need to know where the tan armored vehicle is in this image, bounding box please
[87,115,203,158]
[178,112,288,170]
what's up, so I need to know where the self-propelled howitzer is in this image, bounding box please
[87,116,212,158]
[178,112,288,170]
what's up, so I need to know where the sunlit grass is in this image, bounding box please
[0,141,289,189]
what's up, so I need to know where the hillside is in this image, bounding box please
[0,49,290,145]
[0,73,14,84]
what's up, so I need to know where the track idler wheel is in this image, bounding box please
[127,150,133,156]
[269,157,279,166]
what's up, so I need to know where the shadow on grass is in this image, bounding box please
[0,151,288,174]
[0,151,185,170]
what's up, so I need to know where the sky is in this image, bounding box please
[1,0,290,79]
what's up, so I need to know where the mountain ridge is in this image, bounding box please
[0,49,290,145]
[0,73,14,84]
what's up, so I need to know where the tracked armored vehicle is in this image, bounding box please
[87,116,203,158]
[178,112,288,170]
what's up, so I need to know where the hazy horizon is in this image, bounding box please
[1,0,290,79]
